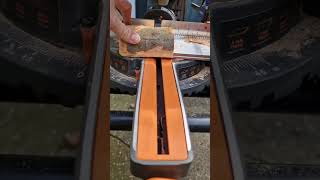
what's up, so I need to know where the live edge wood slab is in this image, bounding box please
[119,26,174,58]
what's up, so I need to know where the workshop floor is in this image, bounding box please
[0,94,320,179]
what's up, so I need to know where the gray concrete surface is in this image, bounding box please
[234,112,320,165]
[0,102,83,156]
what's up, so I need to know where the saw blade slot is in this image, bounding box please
[156,58,169,154]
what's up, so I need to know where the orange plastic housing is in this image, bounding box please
[136,58,188,161]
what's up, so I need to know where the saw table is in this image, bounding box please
[123,19,201,180]
[79,1,243,178]
[75,0,243,178]
[81,0,262,179]
[115,14,243,180]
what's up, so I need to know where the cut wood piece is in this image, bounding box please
[119,19,210,60]
[119,26,174,58]
[162,20,210,61]
[161,20,210,32]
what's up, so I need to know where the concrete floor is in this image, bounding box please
[0,102,83,157]
[235,112,320,165]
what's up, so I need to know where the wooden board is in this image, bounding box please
[118,19,210,60]
[119,26,174,58]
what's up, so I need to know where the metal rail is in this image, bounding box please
[110,111,209,132]
[76,0,109,180]
[210,2,245,180]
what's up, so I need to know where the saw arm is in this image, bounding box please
[131,58,192,179]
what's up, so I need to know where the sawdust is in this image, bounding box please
[256,14,320,58]
[185,38,210,46]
